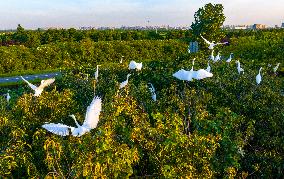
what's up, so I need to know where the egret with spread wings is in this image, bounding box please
[42,96,102,137]
[21,76,55,97]
[200,35,228,50]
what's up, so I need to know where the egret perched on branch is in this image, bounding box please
[190,58,195,72]
[209,49,215,61]
[21,76,55,97]
[120,74,131,89]
[226,53,233,63]
[200,35,228,50]
[94,65,101,81]
[206,62,211,73]
[273,63,280,74]
[148,83,157,101]
[4,91,11,103]
[129,60,142,71]
[236,60,244,74]
[214,52,221,62]
[120,56,124,63]
[256,67,262,85]
[42,96,102,137]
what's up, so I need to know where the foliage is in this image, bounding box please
[0,39,187,75]
[191,3,226,45]
[0,28,284,178]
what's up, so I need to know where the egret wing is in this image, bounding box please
[129,61,137,69]
[38,78,55,90]
[200,35,211,44]
[21,76,37,90]
[216,42,228,45]
[173,69,193,81]
[193,69,213,80]
[42,123,73,136]
[83,96,102,129]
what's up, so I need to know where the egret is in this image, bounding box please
[42,96,102,137]
[206,62,211,73]
[148,83,157,101]
[209,49,215,61]
[119,74,131,89]
[190,58,195,72]
[236,60,244,74]
[273,63,280,74]
[6,91,11,102]
[94,65,101,81]
[21,76,55,97]
[192,69,213,80]
[200,35,228,50]
[226,53,233,63]
[173,69,194,81]
[129,60,142,71]
[256,67,262,85]
[120,56,124,63]
[214,52,221,62]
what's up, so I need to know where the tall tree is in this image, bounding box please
[14,24,28,44]
[191,3,226,43]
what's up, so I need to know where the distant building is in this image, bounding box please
[234,25,247,30]
[252,24,267,30]
[222,25,253,30]
[80,26,95,30]
[282,23,284,28]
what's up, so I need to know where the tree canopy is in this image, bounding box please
[191,3,226,42]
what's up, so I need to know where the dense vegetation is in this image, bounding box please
[0,27,283,178]
[0,39,187,75]
[0,25,190,47]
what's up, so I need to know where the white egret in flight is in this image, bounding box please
[273,63,280,74]
[95,65,101,81]
[129,60,142,71]
[226,53,233,63]
[236,60,244,75]
[119,74,131,89]
[21,76,55,97]
[148,83,157,101]
[200,35,228,50]
[256,67,262,85]
[42,96,102,137]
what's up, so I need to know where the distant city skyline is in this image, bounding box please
[1,0,283,29]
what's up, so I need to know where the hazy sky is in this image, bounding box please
[1,0,283,29]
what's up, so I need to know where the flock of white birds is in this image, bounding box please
[1,35,282,137]
[200,36,281,86]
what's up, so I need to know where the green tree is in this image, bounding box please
[191,3,226,42]
[13,24,29,44]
